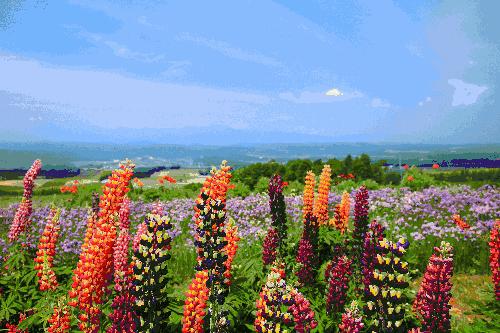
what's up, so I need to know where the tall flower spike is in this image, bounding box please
[67,161,135,333]
[325,253,352,315]
[8,159,42,242]
[313,165,331,225]
[362,221,386,295]
[302,171,316,223]
[268,174,288,252]
[364,236,410,332]
[47,303,71,333]
[352,186,369,275]
[182,270,209,333]
[34,208,61,291]
[224,220,240,284]
[339,191,351,232]
[296,213,319,285]
[339,301,364,333]
[490,220,500,300]
[132,213,172,333]
[414,241,454,333]
[189,161,233,332]
[262,227,279,266]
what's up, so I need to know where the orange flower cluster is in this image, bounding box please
[490,220,500,300]
[132,177,144,187]
[67,161,135,333]
[8,159,42,242]
[34,208,61,291]
[158,175,177,184]
[182,270,209,333]
[224,221,240,284]
[313,165,331,225]
[302,171,316,223]
[407,175,415,182]
[60,180,79,194]
[452,214,471,231]
[337,173,355,180]
[47,305,71,333]
[330,191,351,233]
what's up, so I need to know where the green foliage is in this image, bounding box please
[430,168,500,185]
[98,170,112,181]
[228,182,251,198]
[400,167,439,190]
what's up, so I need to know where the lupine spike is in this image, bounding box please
[489,219,500,300]
[313,164,331,225]
[34,208,61,291]
[8,159,42,242]
[414,241,454,333]
[339,301,364,333]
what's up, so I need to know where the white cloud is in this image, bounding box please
[371,97,391,108]
[279,90,363,104]
[448,78,487,106]
[418,96,432,107]
[325,88,343,96]
[179,33,282,67]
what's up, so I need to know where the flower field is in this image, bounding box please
[0,160,498,332]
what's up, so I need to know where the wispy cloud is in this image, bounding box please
[371,97,391,108]
[448,79,487,106]
[0,55,271,129]
[179,33,283,67]
[279,90,363,104]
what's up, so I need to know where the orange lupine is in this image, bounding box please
[313,165,331,225]
[452,214,471,230]
[47,304,71,333]
[224,221,240,284]
[302,171,316,223]
[182,270,209,333]
[339,191,351,233]
[407,175,414,182]
[66,161,135,333]
[34,208,61,291]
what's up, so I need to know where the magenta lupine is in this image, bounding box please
[262,227,279,266]
[325,253,352,315]
[268,175,288,253]
[352,186,369,267]
[8,159,42,242]
[362,221,386,295]
[296,213,319,284]
[289,292,318,333]
[414,241,453,333]
[339,301,364,333]
[108,198,136,333]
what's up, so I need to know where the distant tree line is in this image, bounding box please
[232,154,395,189]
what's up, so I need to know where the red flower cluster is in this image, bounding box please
[325,254,352,315]
[296,215,319,285]
[489,220,500,300]
[34,208,61,291]
[8,159,42,242]
[432,163,440,169]
[158,175,177,184]
[268,174,288,255]
[339,302,364,333]
[352,186,370,269]
[67,161,135,333]
[132,177,144,187]
[6,313,27,333]
[262,227,279,266]
[452,214,471,231]
[289,292,317,333]
[414,241,454,333]
[338,173,355,180]
[47,305,71,333]
[407,175,415,182]
[182,270,209,333]
[60,180,79,194]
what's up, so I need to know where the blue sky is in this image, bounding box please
[0,0,498,144]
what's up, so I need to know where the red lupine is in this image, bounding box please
[224,221,240,283]
[490,220,500,300]
[6,313,27,333]
[296,212,319,284]
[414,241,454,333]
[289,292,318,333]
[66,161,135,333]
[47,305,71,333]
[34,208,61,291]
[352,186,369,271]
[339,301,364,333]
[325,254,352,315]
[8,159,42,242]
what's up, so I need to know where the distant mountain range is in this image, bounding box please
[0,141,498,169]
